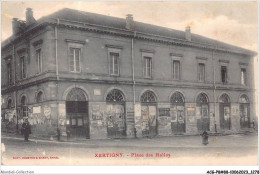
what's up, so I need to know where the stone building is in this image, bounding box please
[1,8,257,139]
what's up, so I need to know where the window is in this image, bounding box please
[20,56,26,79]
[36,49,42,73]
[241,68,246,85]
[198,63,205,82]
[143,56,152,78]
[21,96,28,117]
[69,47,81,72]
[221,66,228,84]
[173,60,180,80]
[36,91,43,103]
[7,63,12,85]
[7,99,12,109]
[109,52,119,75]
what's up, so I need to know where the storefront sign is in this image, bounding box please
[159,108,170,116]
[92,111,103,120]
[33,106,41,114]
[187,107,195,116]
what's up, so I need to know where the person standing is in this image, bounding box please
[21,118,31,141]
[201,131,209,145]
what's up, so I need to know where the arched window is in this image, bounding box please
[66,88,87,101]
[219,94,230,103]
[106,89,125,102]
[239,95,249,103]
[141,90,156,103]
[196,93,208,104]
[21,96,28,117]
[7,99,12,109]
[36,91,43,103]
[170,92,185,104]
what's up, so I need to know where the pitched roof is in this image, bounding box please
[47,8,256,55]
[2,8,256,56]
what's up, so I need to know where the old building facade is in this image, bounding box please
[1,8,257,139]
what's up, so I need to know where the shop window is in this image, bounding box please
[21,96,28,117]
[69,47,81,72]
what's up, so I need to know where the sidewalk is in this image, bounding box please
[1,131,258,148]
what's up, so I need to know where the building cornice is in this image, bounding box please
[2,76,253,94]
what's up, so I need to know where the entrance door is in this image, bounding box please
[141,104,157,137]
[196,93,210,132]
[66,88,89,139]
[239,95,250,129]
[219,103,231,130]
[170,92,185,134]
[106,89,126,138]
[219,94,231,130]
[140,90,158,137]
[170,105,185,134]
[106,103,126,138]
[240,103,250,128]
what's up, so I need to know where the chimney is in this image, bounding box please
[12,18,19,35]
[26,8,36,25]
[125,14,134,30]
[185,26,191,41]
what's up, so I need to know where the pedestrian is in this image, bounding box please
[21,118,31,141]
[201,130,209,145]
[66,128,71,141]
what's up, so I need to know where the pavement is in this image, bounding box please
[1,132,258,165]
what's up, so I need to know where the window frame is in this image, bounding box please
[7,62,12,85]
[67,43,83,73]
[141,51,154,79]
[196,57,207,82]
[172,60,180,80]
[69,47,81,73]
[221,65,228,84]
[198,63,205,82]
[109,52,120,76]
[36,48,42,74]
[241,68,247,85]
[107,47,121,76]
[20,56,26,79]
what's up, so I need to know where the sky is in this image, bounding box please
[1,1,258,52]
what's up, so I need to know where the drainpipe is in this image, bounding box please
[132,33,136,105]
[12,44,18,133]
[212,46,217,132]
[132,31,136,137]
[55,19,60,134]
